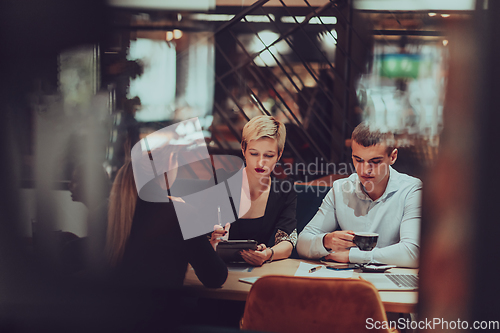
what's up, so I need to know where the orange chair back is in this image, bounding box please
[241,276,392,333]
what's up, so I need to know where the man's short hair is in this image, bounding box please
[241,115,286,155]
[351,123,396,155]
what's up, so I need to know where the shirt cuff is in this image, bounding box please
[349,247,374,264]
[313,233,333,258]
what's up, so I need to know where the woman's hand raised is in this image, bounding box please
[209,223,230,250]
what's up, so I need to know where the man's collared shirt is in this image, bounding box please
[296,166,422,268]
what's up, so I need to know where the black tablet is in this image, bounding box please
[216,240,258,263]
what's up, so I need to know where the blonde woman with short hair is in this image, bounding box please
[210,115,297,266]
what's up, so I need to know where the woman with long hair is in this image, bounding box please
[106,151,227,289]
[105,160,136,268]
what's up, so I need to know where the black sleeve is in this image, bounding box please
[273,183,298,246]
[184,235,228,288]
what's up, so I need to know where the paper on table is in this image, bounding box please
[239,276,260,284]
[294,262,354,278]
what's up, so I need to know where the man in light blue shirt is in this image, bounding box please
[297,123,422,268]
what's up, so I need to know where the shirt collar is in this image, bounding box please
[354,166,400,202]
[381,166,400,201]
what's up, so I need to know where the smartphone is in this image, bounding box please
[326,263,358,270]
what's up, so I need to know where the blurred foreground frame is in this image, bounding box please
[418,0,500,331]
[0,0,182,332]
[2,0,500,332]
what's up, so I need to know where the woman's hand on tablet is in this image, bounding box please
[240,244,271,266]
[210,223,230,250]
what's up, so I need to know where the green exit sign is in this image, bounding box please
[380,54,420,79]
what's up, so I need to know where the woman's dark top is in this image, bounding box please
[118,198,228,289]
[228,178,298,248]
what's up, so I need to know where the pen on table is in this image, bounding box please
[309,265,323,273]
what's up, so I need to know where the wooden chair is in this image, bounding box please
[240,276,396,333]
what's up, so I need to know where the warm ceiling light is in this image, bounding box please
[428,12,437,17]
[442,39,449,46]
[441,14,451,17]
[166,31,173,41]
[173,29,183,39]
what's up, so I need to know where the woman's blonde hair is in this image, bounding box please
[241,115,286,155]
[106,161,137,267]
